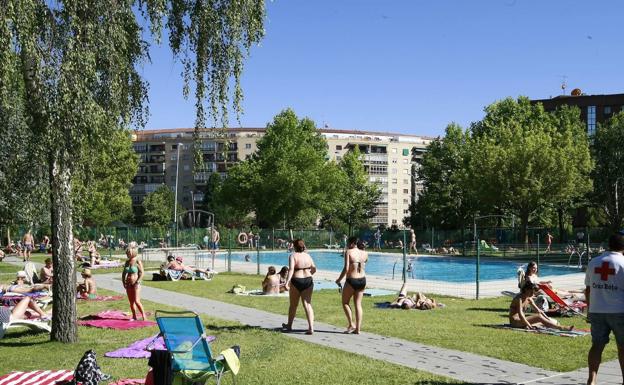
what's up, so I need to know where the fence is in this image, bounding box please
[1,224,601,299]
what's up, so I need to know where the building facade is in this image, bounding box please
[531,91,624,135]
[131,128,432,227]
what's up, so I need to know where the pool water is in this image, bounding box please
[208,250,582,283]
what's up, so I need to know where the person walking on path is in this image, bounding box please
[585,232,624,385]
[545,231,553,253]
[122,242,147,321]
[22,230,34,262]
[282,239,316,335]
[336,236,368,334]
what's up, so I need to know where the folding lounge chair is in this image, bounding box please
[538,284,587,317]
[0,307,51,339]
[155,310,239,385]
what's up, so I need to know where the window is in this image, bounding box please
[403,159,409,164]
[392,189,397,194]
[183,165,190,171]
[245,143,252,149]
[403,199,409,204]
[403,169,409,175]
[403,189,408,194]
[402,149,409,156]
[182,154,189,160]
[336,156,342,161]
[403,179,409,184]
[604,106,612,115]
[392,178,397,184]
[392,209,398,215]
[392,199,397,204]
[336,145,342,150]
[391,148,397,154]
[403,209,409,214]
[587,105,596,135]
[170,176,176,182]
[171,154,177,161]
[391,159,397,164]
[391,168,397,174]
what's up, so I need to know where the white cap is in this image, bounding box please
[16,271,27,278]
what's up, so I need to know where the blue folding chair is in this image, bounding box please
[155,310,239,385]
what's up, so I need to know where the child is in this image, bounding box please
[77,269,97,299]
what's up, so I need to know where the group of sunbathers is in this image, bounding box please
[262,266,289,294]
[0,271,52,323]
[160,255,213,279]
[389,283,439,310]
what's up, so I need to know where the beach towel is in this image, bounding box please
[78,310,156,330]
[0,370,74,385]
[105,334,216,359]
[88,260,122,270]
[107,380,145,385]
[491,324,589,337]
[77,295,123,302]
[0,292,48,307]
[232,289,288,296]
[374,301,446,310]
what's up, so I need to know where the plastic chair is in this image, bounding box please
[155,310,239,385]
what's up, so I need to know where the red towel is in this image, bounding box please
[77,319,156,330]
[0,370,74,385]
[108,379,145,385]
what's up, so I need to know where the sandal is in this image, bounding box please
[281,323,292,331]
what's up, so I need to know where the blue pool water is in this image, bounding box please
[209,251,582,283]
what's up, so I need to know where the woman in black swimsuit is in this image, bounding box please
[283,239,316,334]
[336,236,368,334]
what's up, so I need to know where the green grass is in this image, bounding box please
[145,273,610,372]
[0,289,457,385]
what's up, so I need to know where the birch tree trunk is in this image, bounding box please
[50,152,77,343]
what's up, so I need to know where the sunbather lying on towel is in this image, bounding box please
[510,282,573,331]
[389,283,438,310]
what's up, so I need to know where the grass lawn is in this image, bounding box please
[145,272,610,372]
[0,289,456,385]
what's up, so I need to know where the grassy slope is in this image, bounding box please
[0,288,457,385]
[145,273,612,372]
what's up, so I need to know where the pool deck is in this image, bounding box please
[195,250,587,299]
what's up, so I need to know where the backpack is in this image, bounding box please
[63,350,109,385]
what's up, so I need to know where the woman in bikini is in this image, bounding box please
[282,239,316,334]
[510,282,572,330]
[122,242,146,321]
[262,266,280,294]
[336,236,368,334]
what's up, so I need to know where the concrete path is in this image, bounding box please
[94,273,619,385]
[3,257,620,384]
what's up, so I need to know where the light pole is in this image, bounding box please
[173,142,182,247]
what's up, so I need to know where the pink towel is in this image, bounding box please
[77,295,124,302]
[78,319,156,330]
[81,310,131,320]
[108,379,145,385]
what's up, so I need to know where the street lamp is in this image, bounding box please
[173,142,182,247]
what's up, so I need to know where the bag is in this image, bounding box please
[63,350,109,385]
[534,295,550,312]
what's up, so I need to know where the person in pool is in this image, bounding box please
[282,239,316,335]
[509,282,573,330]
[335,236,368,334]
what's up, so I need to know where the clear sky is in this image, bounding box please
[142,0,624,137]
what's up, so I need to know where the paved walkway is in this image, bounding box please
[4,257,621,384]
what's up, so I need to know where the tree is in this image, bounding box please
[466,97,593,243]
[591,112,624,231]
[221,109,339,228]
[143,185,184,229]
[410,123,473,230]
[202,172,251,228]
[331,146,381,235]
[74,130,139,226]
[1,0,264,342]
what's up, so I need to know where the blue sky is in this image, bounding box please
[142,0,624,137]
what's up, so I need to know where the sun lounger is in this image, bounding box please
[163,269,213,281]
[538,284,587,317]
[0,307,51,339]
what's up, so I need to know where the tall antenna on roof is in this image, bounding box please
[560,75,568,95]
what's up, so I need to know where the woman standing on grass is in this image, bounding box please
[282,239,316,334]
[122,242,146,321]
[336,237,368,334]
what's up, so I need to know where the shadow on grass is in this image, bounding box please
[0,331,50,346]
[466,307,508,313]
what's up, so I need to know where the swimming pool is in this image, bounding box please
[208,250,582,283]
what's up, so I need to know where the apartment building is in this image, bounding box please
[131,128,432,227]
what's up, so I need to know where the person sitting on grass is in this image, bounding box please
[2,271,51,294]
[39,258,54,284]
[278,266,289,293]
[0,296,50,322]
[77,268,97,299]
[389,283,438,310]
[262,266,280,294]
[509,282,573,331]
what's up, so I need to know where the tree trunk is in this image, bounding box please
[50,152,78,343]
[520,212,529,248]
